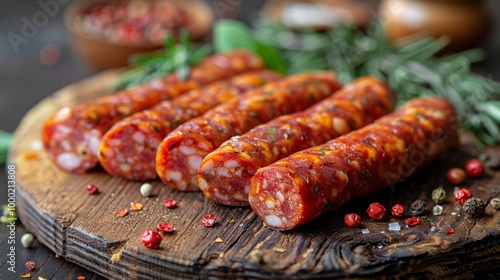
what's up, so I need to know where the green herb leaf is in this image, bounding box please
[214,19,257,52]
[214,20,287,74]
[0,130,13,165]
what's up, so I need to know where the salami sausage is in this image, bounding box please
[98,70,282,181]
[198,77,395,206]
[156,72,341,191]
[42,50,264,173]
[249,97,459,231]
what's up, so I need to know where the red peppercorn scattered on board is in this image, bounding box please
[454,188,472,205]
[366,203,386,221]
[344,213,362,228]
[391,204,405,218]
[163,199,177,209]
[404,216,421,227]
[140,229,162,249]
[446,168,466,185]
[202,214,216,227]
[26,261,35,271]
[156,222,175,234]
[446,227,455,234]
[86,184,99,195]
[464,159,485,177]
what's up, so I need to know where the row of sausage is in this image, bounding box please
[42,50,459,230]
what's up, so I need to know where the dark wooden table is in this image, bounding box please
[1,0,500,279]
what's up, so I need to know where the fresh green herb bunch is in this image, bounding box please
[113,30,212,91]
[253,20,500,148]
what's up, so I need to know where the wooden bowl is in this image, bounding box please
[64,0,214,71]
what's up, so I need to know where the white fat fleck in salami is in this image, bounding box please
[167,170,183,182]
[53,107,72,122]
[132,131,146,143]
[332,117,350,134]
[264,215,283,228]
[188,155,203,170]
[57,153,82,171]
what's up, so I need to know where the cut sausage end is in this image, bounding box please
[249,166,304,231]
[99,121,167,181]
[198,149,261,206]
[156,133,213,191]
[43,118,102,174]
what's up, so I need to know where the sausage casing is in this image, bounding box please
[98,70,282,181]
[42,50,264,173]
[249,97,459,230]
[156,72,341,191]
[198,77,395,206]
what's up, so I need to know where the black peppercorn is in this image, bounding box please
[410,199,427,216]
[463,197,485,218]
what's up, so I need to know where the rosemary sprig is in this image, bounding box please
[253,19,500,147]
[113,30,212,91]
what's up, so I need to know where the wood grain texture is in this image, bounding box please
[11,70,500,279]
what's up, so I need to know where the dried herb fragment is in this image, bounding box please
[463,197,485,218]
[116,208,128,218]
[130,202,143,211]
[23,152,39,160]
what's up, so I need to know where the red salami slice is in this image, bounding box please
[249,97,459,231]
[156,72,341,191]
[98,70,282,181]
[42,50,264,173]
[198,77,395,206]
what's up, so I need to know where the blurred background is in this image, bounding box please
[1,0,499,133]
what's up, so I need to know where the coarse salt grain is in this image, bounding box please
[388,222,401,231]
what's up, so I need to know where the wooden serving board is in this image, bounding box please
[12,71,500,279]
